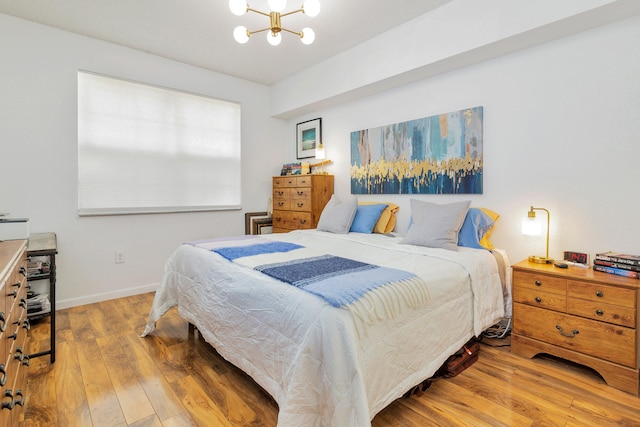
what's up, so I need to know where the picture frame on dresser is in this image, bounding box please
[296,117,321,159]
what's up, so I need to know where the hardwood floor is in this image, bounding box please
[23,292,640,426]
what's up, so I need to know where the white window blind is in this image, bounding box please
[78,71,241,216]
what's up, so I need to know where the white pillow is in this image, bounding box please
[316,195,358,234]
[401,199,471,251]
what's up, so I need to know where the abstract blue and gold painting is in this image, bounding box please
[351,106,483,194]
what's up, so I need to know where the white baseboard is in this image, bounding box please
[56,282,159,310]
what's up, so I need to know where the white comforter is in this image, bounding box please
[143,230,506,426]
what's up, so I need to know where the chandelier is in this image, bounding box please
[229,0,321,46]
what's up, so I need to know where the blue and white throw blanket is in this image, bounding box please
[188,236,430,327]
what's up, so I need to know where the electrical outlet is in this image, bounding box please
[115,251,125,264]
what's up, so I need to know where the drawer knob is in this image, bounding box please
[14,390,24,407]
[556,324,579,338]
[297,191,304,195]
[535,280,541,286]
[535,297,542,303]
[0,365,6,387]
[19,267,26,277]
[1,390,13,410]
[595,291,603,297]
[297,203,304,208]
[277,202,285,207]
[300,219,307,224]
[595,309,604,316]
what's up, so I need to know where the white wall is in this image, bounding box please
[293,15,640,265]
[0,14,288,308]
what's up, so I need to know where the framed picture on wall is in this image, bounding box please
[296,118,322,159]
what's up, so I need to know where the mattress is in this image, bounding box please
[143,230,507,426]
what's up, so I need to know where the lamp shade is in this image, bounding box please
[521,216,541,236]
[315,143,325,159]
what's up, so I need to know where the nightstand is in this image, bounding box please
[511,259,639,395]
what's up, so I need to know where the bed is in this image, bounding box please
[142,197,510,427]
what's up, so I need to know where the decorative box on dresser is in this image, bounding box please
[0,239,30,426]
[272,174,334,233]
[511,259,639,395]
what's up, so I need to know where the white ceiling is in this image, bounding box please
[0,0,451,86]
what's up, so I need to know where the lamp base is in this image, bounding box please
[528,255,553,264]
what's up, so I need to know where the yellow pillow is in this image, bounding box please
[359,202,399,233]
[478,207,500,249]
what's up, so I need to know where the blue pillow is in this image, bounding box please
[350,204,388,233]
[457,208,495,249]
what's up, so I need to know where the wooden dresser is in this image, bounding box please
[272,174,334,233]
[512,259,639,394]
[0,239,30,426]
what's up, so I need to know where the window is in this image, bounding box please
[77,71,241,216]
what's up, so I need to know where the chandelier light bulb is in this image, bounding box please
[229,0,247,16]
[233,26,250,43]
[303,0,321,17]
[267,31,282,46]
[300,27,315,45]
[267,0,286,12]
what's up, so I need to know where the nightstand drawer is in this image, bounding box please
[513,286,566,312]
[567,297,636,328]
[514,303,637,368]
[568,280,636,309]
[513,271,566,294]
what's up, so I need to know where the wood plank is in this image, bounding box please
[54,340,93,427]
[96,335,156,424]
[75,338,127,426]
[119,332,186,422]
[170,375,232,427]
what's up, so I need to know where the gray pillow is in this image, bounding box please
[401,199,471,251]
[316,195,358,234]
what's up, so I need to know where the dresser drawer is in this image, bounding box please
[271,210,314,230]
[273,176,299,188]
[567,297,636,328]
[514,302,637,368]
[568,280,636,309]
[295,176,312,187]
[273,191,291,210]
[513,286,566,312]
[513,271,566,294]
[290,189,312,211]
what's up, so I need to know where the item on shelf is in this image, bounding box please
[27,293,51,317]
[280,161,310,176]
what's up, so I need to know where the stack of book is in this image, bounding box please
[593,252,640,279]
[27,293,51,319]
